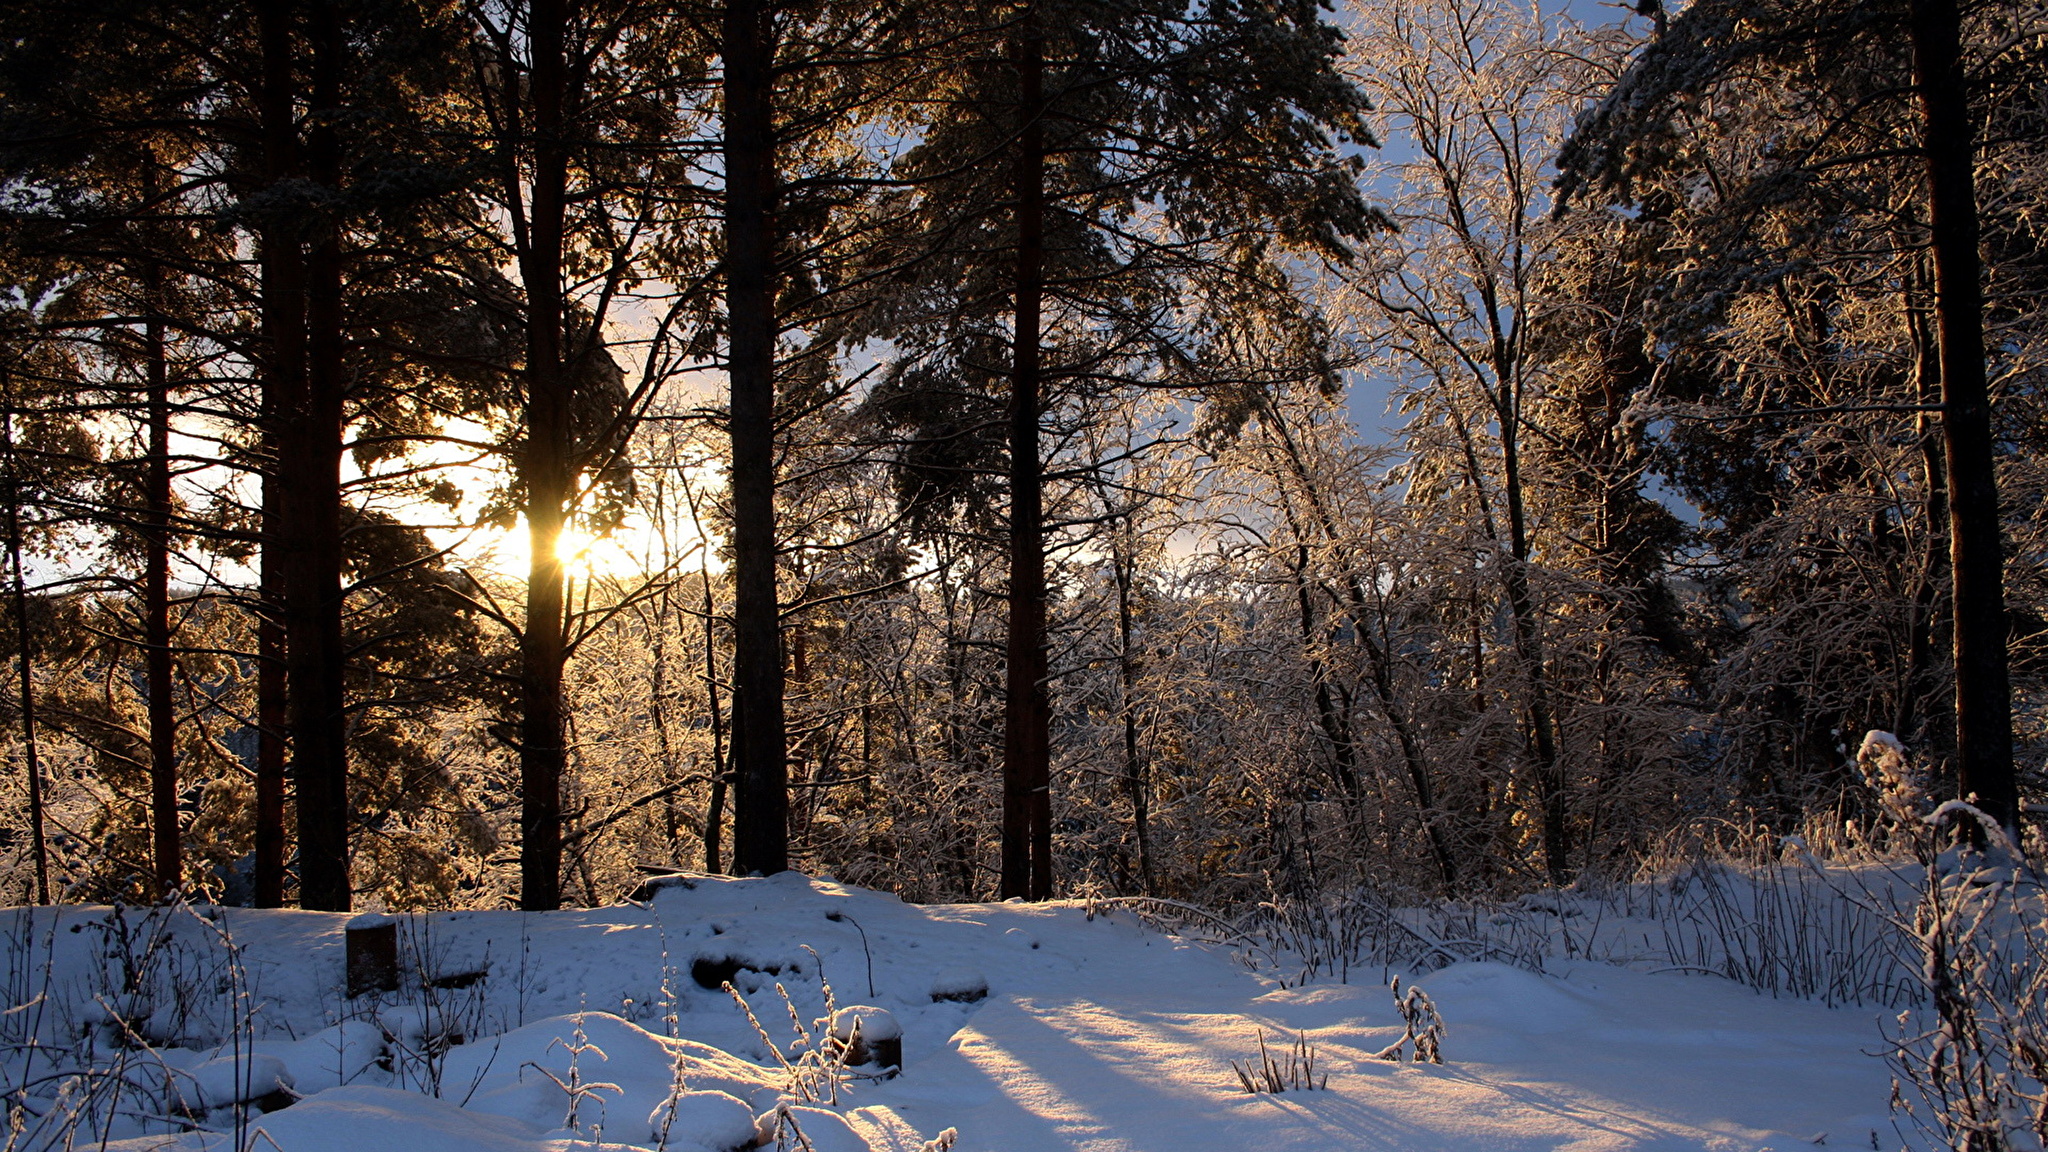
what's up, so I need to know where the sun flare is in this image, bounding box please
[469,516,718,583]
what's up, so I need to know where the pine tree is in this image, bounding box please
[1560,0,2046,836]
[458,0,708,908]
[869,0,1380,899]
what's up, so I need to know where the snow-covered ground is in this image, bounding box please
[2,873,1907,1151]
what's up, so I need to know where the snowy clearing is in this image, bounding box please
[4,873,1907,1151]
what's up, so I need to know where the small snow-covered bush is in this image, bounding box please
[720,945,880,1106]
[1373,976,1444,1064]
[1090,890,1549,986]
[1883,825,2048,1152]
[0,901,280,1150]
[1856,730,1934,835]
[1113,833,1922,1012]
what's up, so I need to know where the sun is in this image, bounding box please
[474,516,707,583]
[392,417,726,583]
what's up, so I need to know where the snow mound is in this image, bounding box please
[245,1019,386,1090]
[649,1090,755,1152]
[447,1012,779,1134]
[829,1005,901,1042]
[761,1104,868,1152]
[929,966,988,1003]
[175,1052,294,1112]
[1418,961,1596,1034]
[253,1085,643,1152]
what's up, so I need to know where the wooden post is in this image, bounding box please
[345,912,398,998]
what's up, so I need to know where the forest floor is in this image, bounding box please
[5,873,1905,1151]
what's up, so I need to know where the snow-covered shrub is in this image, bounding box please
[76,903,244,1049]
[526,1013,620,1138]
[1620,855,1917,1008]
[1856,730,1935,841]
[369,913,498,1095]
[1884,833,2048,1151]
[1236,889,1550,985]
[1164,831,1922,1011]
[0,902,279,1150]
[1373,976,1444,1064]
[720,945,870,1106]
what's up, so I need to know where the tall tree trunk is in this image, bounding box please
[250,50,290,903]
[142,265,180,897]
[2,378,49,906]
[289,0,351,911]
[255,604,287,905]
[518,0,572,911]
[1498,416,1569,883]
[723,0,788,877]
[1908,0,2016,837]
[702,561,727,873]
[257,0,315,908]
[1113,526,1154,895]
[1001,27,1051,902]
[253,114,290,912]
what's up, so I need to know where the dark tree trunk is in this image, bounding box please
[1908,0,2016,837]
[253,92,289,905]
[1113,527,1155,895]
[289,0,351,911]
[723,0,788,877]
[518,0,572,911]
[1895,254,1948,747]
[2,381,49,906]
[255,606,287,906]
[257,1,316,908]
[253,97,290,908]
[1498,417,1569,883]
[142,267,180,898]
[1001,28,1051,902]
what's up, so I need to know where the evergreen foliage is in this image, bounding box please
[0,0,2039,911]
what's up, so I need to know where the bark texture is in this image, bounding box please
[1909,0,2017,836]
[518,0,572,911]
[724,0,789,877]
[285,0,352,911]
[1001,29,1051,902]
[143,267,180,896]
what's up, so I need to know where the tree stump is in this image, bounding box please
[346,913,398,998]
[827,1006,902,1078]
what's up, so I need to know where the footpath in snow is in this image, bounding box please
[2,873,1901,1151]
